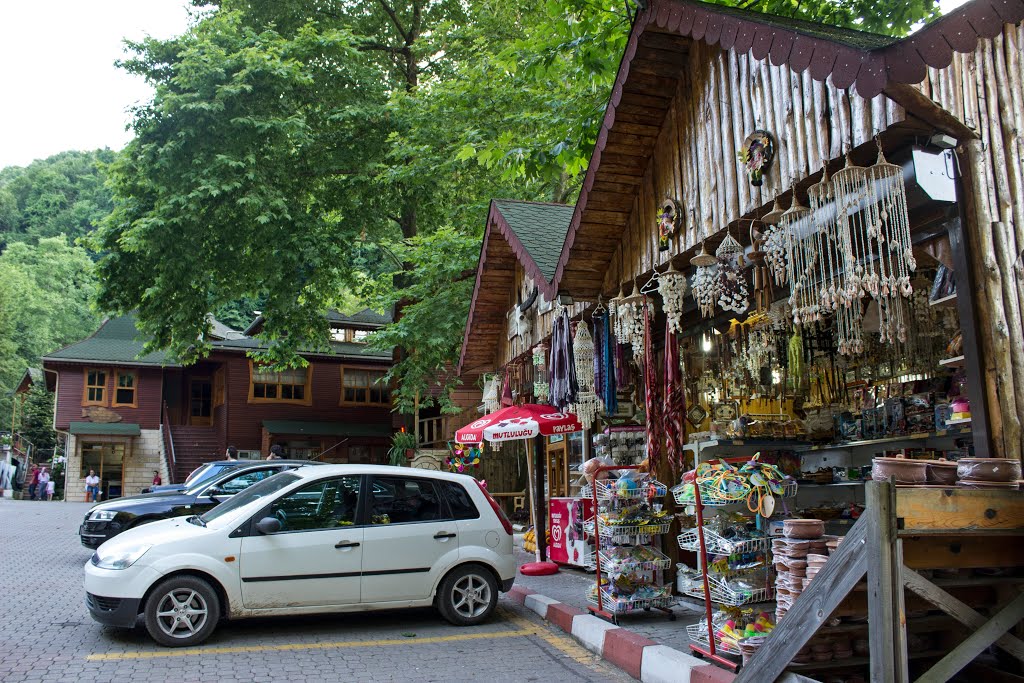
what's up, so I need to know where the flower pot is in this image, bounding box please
[405,449,416,459]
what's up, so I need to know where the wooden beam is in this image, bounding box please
[915,592,1024,683]
[897,487,1024,534]
[903,535,1024,569]
[734,514,869,682]
[904,567,1024,664]
[882,83,978,140]
[866,481,909,683]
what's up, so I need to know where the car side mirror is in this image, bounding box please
[255,517,282,534]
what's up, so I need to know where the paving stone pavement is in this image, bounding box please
[511,541,708,654]
[0,498,632,683]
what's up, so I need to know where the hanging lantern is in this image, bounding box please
[657,261,689,333]
[690,241,718,267]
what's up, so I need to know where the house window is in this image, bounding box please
[83,369,107,406]
[113,372,137,407]
[340,367,390,405]
[352,329,370,343]
[249,362,312,404]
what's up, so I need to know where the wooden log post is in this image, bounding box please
[865,480,910,683]
[533,434,547,562]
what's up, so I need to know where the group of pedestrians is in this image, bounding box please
[26,464,55,501]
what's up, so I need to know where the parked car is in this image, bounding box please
[79,460,321,549]
[141,460,246,494]
[83,465,516,646]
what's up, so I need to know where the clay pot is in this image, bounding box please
[784,519,825,539]
[872,457,928,484]
[925,460,958,485]
[956,458,1022,483]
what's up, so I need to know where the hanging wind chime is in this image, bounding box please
[532,343,549,403]
[657,261,689,333]
[690,241,719,318]
[569,321,602,426]
[715,231,750,315]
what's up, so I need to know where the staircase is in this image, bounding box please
[168,426,223,483]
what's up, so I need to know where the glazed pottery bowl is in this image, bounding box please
[925,460,958,485]
[784,519,825,539]
[872,457,928,484]
[956,458,1021,482]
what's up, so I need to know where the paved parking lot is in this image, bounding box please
[0,498,631,683]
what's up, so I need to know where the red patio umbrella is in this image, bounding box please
[455,404,582,564]
[455,404,582,444]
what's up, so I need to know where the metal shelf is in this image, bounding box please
[795,427,972,452]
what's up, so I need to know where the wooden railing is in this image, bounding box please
[418,416,446,449]
[160,401,177,482]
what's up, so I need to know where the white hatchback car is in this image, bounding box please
[84,465,516,646]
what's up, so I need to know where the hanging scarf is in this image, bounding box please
[593,310,618,416]
[662,319,686,471]
[549,310,578,411]
[643,299,663,470]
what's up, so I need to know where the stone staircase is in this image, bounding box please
[168,425,223,483]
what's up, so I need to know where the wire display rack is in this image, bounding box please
[581,479,669,501]
[680,575,773,607]
[587,587,675,615]
[584,519,673,542]
[677,528,770,555]
[598,546,672,576]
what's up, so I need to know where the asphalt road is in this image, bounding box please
[0,497,632,683]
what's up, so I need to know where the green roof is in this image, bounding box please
[326,308,393,326]
[493,200,575,283]
[44,315,180,367]
[69,422,142,436]
[262,420,392,438]
[211,337,392,361]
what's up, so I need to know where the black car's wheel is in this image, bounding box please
[436,565,498,626]
[144,575,221,647]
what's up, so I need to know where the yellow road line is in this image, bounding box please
[498,608,595,667]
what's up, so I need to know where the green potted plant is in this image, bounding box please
[388,431,419,466]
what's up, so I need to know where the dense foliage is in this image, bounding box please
[88,0,940,412]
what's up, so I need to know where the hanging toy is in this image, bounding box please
[445,442,483,473]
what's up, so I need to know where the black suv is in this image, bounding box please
[79,460,321,549]
[142,460,246,494]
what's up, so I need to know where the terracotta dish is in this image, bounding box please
[784,519,825,539]
[956,458,1022,483]
[925,460,958,485]
[872,457,928,484]
[958,480,1020,489]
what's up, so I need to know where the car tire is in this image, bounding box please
[436,565,498,626]
[143,575,221,647]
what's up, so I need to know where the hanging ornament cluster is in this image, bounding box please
[690,241,720,318]
[715,233,750,314]
[657,261,689,333]
[532,343,549,403]
[482,375,500,414]
[612,284,651,358]
[770,139,916,353]
[445,442,481,473]
[569,321,602,426]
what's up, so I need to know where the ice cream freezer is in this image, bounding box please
[548,497,595,567]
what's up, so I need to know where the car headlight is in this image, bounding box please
[91,544,152,570]
[88,510,117,522]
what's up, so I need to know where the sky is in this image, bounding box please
[0,1,194,169]
[0,0,973,171]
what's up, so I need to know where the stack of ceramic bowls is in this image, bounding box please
[774,519,830,623]
[956,458,1022,489]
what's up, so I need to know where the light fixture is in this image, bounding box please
[702,333,712,353]
[929,133,957,150]
[556,292,574,306]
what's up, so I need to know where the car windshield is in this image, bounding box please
[199,472,299,525]
[184,463,214,485]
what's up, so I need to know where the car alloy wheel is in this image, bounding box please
[452,574,492,619]
[144,576,221,647]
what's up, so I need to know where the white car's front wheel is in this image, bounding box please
[436,565,498,626]
[144,575,221,647]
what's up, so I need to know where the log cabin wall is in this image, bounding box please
[597,38,905,296]
[908,26,1024,460]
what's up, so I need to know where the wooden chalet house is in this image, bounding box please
[42,310,397,501]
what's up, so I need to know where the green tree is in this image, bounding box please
[0,237,101,418]
[18,384,56,454]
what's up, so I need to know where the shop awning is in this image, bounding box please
[261,420,391,438]
[69,422,142,436]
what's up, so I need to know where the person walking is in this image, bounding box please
[85,469,100,503]
[37,467,50,501]
[28,464,40,500]
[46,478,55,501]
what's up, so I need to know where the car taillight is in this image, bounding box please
[474,479,513,535]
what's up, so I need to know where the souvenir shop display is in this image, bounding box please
[569,321,602,427]
[582,461,675,621]
[773,520,833,624]
[592,426,647,466]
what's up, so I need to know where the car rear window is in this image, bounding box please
[439,481,480,520]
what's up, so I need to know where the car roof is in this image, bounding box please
[290,464,477,485]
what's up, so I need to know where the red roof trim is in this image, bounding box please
[549,0,1024,297]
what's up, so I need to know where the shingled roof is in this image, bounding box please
[457,200,573,376]
[43,314,180,367]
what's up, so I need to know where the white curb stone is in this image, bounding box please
[523,593,560,619]
[641,644,705,683]
[570,614,619,655]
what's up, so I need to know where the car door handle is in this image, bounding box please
[334,540,360,549]
[433,532,456,540]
